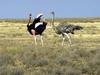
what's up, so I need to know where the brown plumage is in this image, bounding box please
[50,11,83,46]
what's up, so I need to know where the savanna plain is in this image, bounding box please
[0,18,100,75]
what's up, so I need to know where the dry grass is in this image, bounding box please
[0,21,100,75]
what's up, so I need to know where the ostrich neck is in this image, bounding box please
[27,17,31,25]
[52,14,56,31]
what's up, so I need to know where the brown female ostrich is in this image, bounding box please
[50,11,83,46]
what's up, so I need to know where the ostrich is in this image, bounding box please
[27,13,47,46]
[50,11,83,46]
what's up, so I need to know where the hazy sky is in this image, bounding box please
[0,0,100,18]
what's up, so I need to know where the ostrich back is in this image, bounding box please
[55,24,82,34]
[27,22,47,35]
[35,22,47,35]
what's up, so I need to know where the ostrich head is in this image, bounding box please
[50,11,55,15]
[29,13,32,17]
[28,13,32,20]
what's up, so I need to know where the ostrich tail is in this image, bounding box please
[43,21,47,26]
[75,25,83,30]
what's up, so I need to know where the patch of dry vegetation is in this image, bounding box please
[0,19,100,75]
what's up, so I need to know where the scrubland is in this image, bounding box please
[0,18,100,75]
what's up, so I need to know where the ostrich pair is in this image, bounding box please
[27,12,83,46]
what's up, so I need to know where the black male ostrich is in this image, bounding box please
[50,11,83,46]
[27,13,47,46]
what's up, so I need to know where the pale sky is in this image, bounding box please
[0,0,100,18]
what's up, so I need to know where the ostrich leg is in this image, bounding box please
[64,33,72,46]
[62,37,65,46]
[61,34,65,46]
[40,35,43,46]
[31,29,37,46]
[34,36,37,45]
